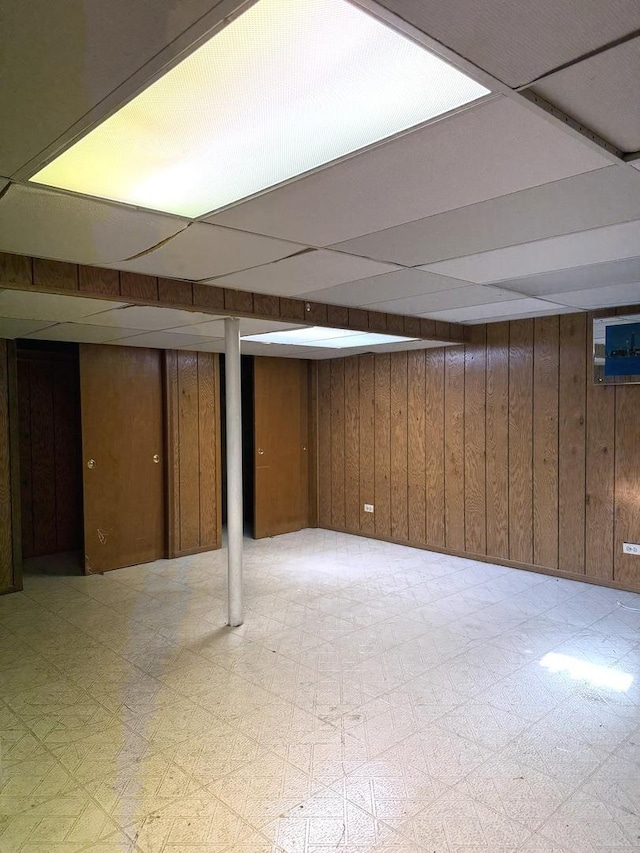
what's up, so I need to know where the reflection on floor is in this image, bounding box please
[1,529,640,852]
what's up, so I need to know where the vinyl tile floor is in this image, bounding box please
[1,529,640,852]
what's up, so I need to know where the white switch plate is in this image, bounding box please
[623,542,640,555]
[364,504,374,513]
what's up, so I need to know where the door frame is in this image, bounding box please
[6,341,23,592]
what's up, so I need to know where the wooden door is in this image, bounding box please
[253,357,309,538]
[80,345,164,572]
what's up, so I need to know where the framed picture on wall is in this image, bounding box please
[593,313,640,384]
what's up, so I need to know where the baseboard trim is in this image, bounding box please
[318,524,640,595]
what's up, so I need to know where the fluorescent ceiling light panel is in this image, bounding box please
[29,0,489,218]
[242,325,416,348]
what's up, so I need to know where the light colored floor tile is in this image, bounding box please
[455,754,576,831]
[161,724,269,787]
[499,716,610,783]
[191,677,282,726]
[234,699,337,752]
[121,793,261,853]
[340,698,425,754]
[259,788,399,852]
[0,786,120,852]
[438,698,532,752]
[0,749,78,801]
[1,529,638,852]
[535,792,640,851]
[4,678,100,723]
[268,729,371,786]
[326,753,450,821]
[392,788,533,850]
[83,752,204,820]
[207,755,321,826]
[389,724,495,785]
[127,699,223,751]
[48,725,161,784]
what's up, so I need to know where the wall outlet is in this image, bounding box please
[364,504,374,513]
[623,542,640,555]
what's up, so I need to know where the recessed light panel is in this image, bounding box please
[242,326,417,348]
[30,0,489,218]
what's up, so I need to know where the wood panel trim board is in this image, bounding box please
[0,251,462,344]
[315,311,640,594]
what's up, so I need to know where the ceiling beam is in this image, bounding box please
[0,252,464,344]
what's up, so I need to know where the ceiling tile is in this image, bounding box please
[494,256,640,297]
[110,223,304,280]
[81,305,219,331]
[208,97,608,246]
[229,339,448,359]
[163,318,226,338]
[300,268,469,306]
[174,338,315,357]
[331,166,640,266]
[186,340,317,358]
[106,330,222,349]
[173,318,305,339]
[367,285,526,315]
[0,318,55,339]
[546,281,640,310]
[0,184,186,265]
[0,0,230,175]
[374,0,640,86]
[239,319,306,336]
[424,298,575,323]
[23,323,147,343]
[176,339,226,353]
[0,291,125,321]
[529,38,640,153]
[423,219,640,283]
[342,339,456,354]
[203,249,400,296]
[465,306,579,324]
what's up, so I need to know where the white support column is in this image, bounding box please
[224,317,244,627]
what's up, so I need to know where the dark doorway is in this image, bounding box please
[17,340,84,575]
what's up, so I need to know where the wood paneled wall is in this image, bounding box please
[316,313,640,592]
[165,351,222,557]
[0,340,20,593]
[17,350,83,558]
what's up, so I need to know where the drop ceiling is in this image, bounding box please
[372,0,640,88]
[527,37,640,153]
[1,0,640,336]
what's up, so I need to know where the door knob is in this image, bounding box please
[153,454,160,464]
[257,448,264,455]
[302,446,307,452]
[87,459,96,469]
